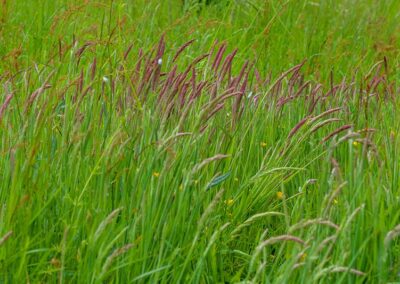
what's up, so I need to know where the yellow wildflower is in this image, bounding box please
[260,142,267,148]
[299,253,307,262]
[277,191,284,200]
[352,141,360,147]
[152,172,160,178]
[50,258,61,268]
[134,235,142,245]
[225,199,234,206]
[333,199,338,205]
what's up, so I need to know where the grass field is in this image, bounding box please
[0,0,399,282]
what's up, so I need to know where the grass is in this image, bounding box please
[0,0,399,282]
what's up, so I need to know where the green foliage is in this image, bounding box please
[0,0,399,283]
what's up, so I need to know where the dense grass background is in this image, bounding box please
[0,0,399,283]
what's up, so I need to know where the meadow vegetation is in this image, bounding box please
[0,0,399,282]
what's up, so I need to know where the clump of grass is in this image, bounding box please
[0,1,400,283]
